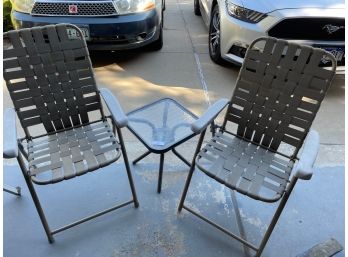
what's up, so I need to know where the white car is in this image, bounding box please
[195,0,345,72]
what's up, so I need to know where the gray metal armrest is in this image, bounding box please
[3,108,18,159]
[191,99,229,134]
[99,88,128,128]
[293,130,320,180]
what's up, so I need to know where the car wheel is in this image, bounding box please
[209,5,225,65]
[194,0,201,16]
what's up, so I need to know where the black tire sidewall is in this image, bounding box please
[208,5,225,64]
[194,0,201,15]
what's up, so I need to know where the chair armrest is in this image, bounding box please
[293,130,320,180]
[3,108,18,159]
[191,99,229,134]
[99,88,128,128]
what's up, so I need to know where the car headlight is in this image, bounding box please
[114,0,155,14]
[11,0,34,13]
[225,1,267,23]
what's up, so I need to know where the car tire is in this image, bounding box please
[208,5,226,65]
[194,0,201,16]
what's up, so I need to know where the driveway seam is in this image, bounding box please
[177,0,212,106]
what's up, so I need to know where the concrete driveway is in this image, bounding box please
[3,0,345,256]
[3,0,345,153]
[87,0,345,164]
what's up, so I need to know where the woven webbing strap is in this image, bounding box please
[3,24,101,135]
[27,121,120,185]
[196,132,294,202]
[225,37,336,154]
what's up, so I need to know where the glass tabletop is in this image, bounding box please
[127,98,198,151]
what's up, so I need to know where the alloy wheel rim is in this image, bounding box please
[209,10,220,56]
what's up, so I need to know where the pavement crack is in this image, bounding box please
[177,0,211,106]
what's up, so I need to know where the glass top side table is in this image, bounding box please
[127,98,198,193]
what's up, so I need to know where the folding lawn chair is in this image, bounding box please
[177,37,337,257]
[3,24,139,243]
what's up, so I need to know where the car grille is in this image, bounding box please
[31,1,118,16]
[268,18,345,41]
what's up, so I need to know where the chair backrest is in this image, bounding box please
[224,37,336,158]
[3,24,103,138]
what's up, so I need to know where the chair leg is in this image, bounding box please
[180,177,298,257]
[157,153,165,193]
[177,161,195,212]
[116,127,139,208]
[254,177,298,257]
[4,185,21,196]
[178,129,207,212]
[17,153,55,243]
[231,191,252,257]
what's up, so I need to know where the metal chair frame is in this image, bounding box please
[177,37,337,257]
[3,185,21,196]
[3,24,139,243]
[178,127,300,256]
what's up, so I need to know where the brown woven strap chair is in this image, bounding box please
[177,37,337,257]
[3,24,139,243]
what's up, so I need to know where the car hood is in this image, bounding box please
[240,0,345,13]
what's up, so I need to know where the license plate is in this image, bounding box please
[67,27,90,41]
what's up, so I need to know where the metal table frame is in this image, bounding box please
[127,98,198,193]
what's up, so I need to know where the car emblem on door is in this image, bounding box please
[322,24,344,34]
[68,5,78,14]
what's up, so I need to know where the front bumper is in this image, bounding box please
[11,9,161,50]
[218,5,345,73]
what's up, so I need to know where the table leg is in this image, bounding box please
[157,153,165,193]
[172,148,191,167]
[133,150,152,165]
